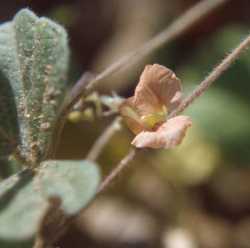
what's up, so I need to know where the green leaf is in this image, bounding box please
[0,160,100,241]
[0,73,19,160]
[0,9,69,165]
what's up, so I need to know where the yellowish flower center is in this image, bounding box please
[141,106,168,129]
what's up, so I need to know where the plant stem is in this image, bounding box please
[98,34,250,193]
[67,72,95,107]
[86,117,122,161]
[53,0,227,159]
[45,0,229,244]
[62,0,228,117]
[97,148,136,193]
[169,34,250,118]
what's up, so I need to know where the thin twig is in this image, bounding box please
[49,72,96,159]
[169,34,250,118]
[97,148,136,193]
[66,72,95,108]
[52,0,227,159]
[86,116,122,161]
[45,0,229,244]
[62,0,228,117]
[86,34,250,166]
[98,34,250,193]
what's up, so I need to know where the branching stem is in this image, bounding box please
[44,0,231,245]
[53,0,228,159]
[98,34,250,193]
[61,0,228,118]
[86,117,122,161]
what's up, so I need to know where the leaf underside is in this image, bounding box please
[0,160,100,241]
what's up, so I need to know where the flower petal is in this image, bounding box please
[131,115,192,149]
[119,64,183,134]
[134,64,182,115]
[119,97,145,134]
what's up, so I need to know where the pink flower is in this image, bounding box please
[119,64,192,149]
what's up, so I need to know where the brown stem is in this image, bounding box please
[61,72,95,118]
[53,0,228,158]
[86,117,122,161]
[60,0,228,120]
[98,34,250,193]
[45,0,229,244]
[50,73,95,159]
[169,34,250,118]
[97,148,136,193]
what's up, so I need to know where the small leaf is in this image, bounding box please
[39,160,100,215]
[0,9,69,164]
[0,160,100,241]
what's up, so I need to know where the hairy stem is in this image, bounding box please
[87,117,122,161]
[53,0,227,159]
[97,148,136,193]
[62,0,228,117]
[169,34,250,118]
[48,0,229,243]
[99,34,250,193]
[64,72,95,111]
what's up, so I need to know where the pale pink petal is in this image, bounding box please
[119,97,145,134]
[131,115,192,149]
[134,64,182,115]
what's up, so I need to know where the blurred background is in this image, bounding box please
[1,0,250,247]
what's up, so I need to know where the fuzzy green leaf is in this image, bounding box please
[0,160,100,240]
[0,9,69,164]
[0,73,19,160]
